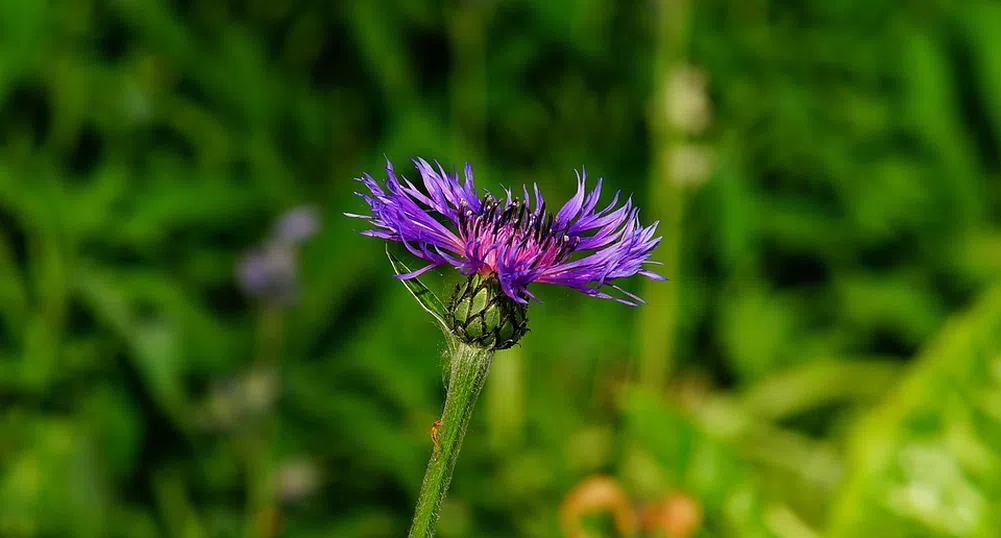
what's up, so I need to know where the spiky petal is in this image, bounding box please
[347,158,665,305]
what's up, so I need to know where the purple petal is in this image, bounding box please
[394,263,440,279]
[347,160,665,305]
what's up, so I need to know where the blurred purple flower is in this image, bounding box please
[237,206,320,304]
[272,205,320,245]
[346,159,664,305]
[237,243,297,304]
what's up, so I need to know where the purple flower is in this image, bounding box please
[272,206,320,245]
[346,158,665,306]
[237,206,321,305]
[237,243,298,304]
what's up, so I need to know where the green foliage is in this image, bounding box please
[830,283,1001,537]
[0,0,999,537]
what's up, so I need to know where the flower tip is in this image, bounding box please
[393,263,439,280]
[434,160,452,179]
[412,156,433,171]
[640,270,668,281]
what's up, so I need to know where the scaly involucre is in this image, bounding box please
[346,158,665,305]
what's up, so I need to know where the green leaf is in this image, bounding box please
[73,266,192,435]
[622,391,784,538]
[385,245,449,332]
[829,282,1001,538]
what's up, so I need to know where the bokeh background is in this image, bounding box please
[2,0,1001,537]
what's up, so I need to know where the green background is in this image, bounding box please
[1,0,1001,537]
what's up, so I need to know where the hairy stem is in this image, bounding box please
[408,340,494,538]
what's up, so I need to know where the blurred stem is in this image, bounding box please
[448,2,524,458]
[243,305,285,538]
[635,0,692,391]
[448,2,490,161]
[486,347,524,449]
[408,340,494,538]
[153,468,208,538]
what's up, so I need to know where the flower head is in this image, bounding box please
[347,158,664,306]
[237,205,321,305]
[272,205,320,244]
[237,243,298,304]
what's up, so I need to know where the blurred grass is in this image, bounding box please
[0,0,1000,537]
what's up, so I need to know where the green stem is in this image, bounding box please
[408,340,494,538]
[243,306,284,538]
[636,0,693,392]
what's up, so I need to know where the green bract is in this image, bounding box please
[448,273,528,350]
